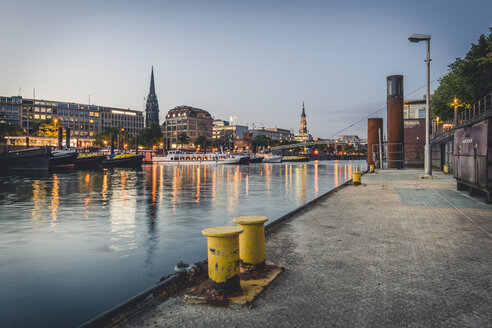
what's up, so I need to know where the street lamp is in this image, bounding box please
[409,33,432,177]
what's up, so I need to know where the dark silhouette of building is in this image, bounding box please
[145,67,160,127]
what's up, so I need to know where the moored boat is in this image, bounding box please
[153,150,246,165]
[50,150,77,169]
[282,155,310,162]
[103,153,144,168]
[75,154,106,169]
[262,154,282,163]
[0,147,51,171]
[249,154,264,163]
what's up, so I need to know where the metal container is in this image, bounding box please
[367,118,383,167]
[387,75,404,168]
[453,118,492,202]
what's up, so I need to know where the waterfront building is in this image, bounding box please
[294,102,313,142]
[0,95,144,138]
[404,98,426,119]
[213,120,249,150]
[145,67,160,126]
[233,131,253,152]
[250,127,294,142]
[337,135,361,144]
[162,106,213,149]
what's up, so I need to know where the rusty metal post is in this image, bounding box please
[387,75,404,169]
[367,118,383,167]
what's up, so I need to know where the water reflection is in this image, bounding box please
[50,175,59,225]
[109,171,138,254]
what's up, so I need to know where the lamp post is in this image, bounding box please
[454,97,458,126]
[409,33,432,177]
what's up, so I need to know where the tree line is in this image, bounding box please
[431,29,492,120]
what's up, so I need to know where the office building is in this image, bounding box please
[213,120,249,149]
[0,95,144,138]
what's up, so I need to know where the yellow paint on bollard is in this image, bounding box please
[443,164,450,174]
[352,171,361,185]
[369,164,375,173]
[233,216,268,271]
[202,226,243,294]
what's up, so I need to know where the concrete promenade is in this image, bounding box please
[125,169,492,328]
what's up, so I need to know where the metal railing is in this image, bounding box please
[372,143,404,169]
[432,92,492,140]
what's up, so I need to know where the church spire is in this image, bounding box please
[149,66,156,95]
[145,66,159,127]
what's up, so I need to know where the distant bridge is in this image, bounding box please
[269,140,339,151]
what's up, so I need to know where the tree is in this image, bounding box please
[431,30,492,120]
[195,136,210,151]
[176,133,190,149]
[0,123,23,142]
[253,135,270,148]
[138,123,163,148]
[37,118,60,137]
[94,127,121,147]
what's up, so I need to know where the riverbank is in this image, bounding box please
[122,169,492,327]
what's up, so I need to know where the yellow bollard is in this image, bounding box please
[233,216,268,272]
[443,164,450,174]
[369,164,375,173]
[202,226,243,294]
[352,171,361,185]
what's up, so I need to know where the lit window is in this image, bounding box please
[34,114,40,119]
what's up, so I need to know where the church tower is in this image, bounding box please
[299,102,307,134]
[145,67,160,127]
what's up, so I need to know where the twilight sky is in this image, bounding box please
[0,0,490,138]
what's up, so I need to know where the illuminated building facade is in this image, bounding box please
[162,106,213,148]
[0,95,144,137]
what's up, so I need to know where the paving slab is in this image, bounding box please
[123,169,492,328]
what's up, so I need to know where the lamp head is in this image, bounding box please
[409,33,431,43]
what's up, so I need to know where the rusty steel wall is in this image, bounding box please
[453,119,492,190]
[367,118,383,166]
[387,75,404,168]
[404,118,425,168]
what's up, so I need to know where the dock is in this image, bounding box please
[121,169,492,327]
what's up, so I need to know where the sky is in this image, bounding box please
[0,0,490,138]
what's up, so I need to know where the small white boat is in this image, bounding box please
[262,154,282,163]
[152,150,246,165]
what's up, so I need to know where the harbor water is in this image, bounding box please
[0,160,365,327]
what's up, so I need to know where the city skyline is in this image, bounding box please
[0,0,490,138]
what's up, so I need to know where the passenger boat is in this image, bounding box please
[0,147,51,171]
[262,154,282,163]
[103,153,144,168]
[249,154,264,163]
[50,150,78,169]
[152,150,246,165]
[282,155,310,162]
[75,153,106,169]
